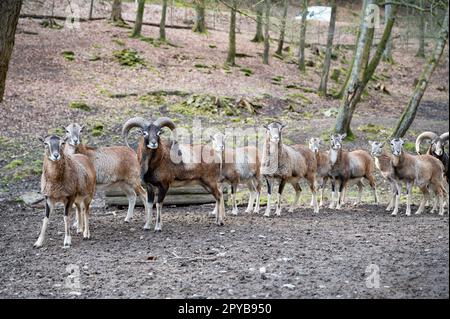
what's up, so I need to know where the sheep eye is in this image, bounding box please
[157,130,162,136]
[142,131,148,136]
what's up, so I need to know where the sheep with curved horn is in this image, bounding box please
[415,131,449,184]
[122,116,225,231]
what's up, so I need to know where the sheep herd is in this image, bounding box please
[34,117,449,248]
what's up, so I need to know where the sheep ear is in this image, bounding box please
[281,124,287,130]
[380,142,385,148]
[341,133,347,139]
[38,136,45,143]
[368,140,374,146]
[80,125,85,132]
[263,124,269,130]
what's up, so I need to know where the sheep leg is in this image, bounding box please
[34,197,54,248]
[253,179,261,213]
[307,175,319,214]
[405,182,413,216]
[74,203,83,233]
[415,186,429,215]
[368,174,379,205]
[329,179,336,209]
[231,184,239,215]
[82,198,91,239]
[391,182,401,216]
[275,180,286,216]
[336,179,346,210]
[121,184,137,223]
[154,185,168,232]
[211,184,225,226]
[319,177,327,207]
[353,181,363,206]
[264,177,273,217]
[289,183,302,213]
[135,185,150,221]
[245,181,256,213]
[386,182,396,211]
[143,185,155,230]
[437,185,446,216]
[63,198,75,247]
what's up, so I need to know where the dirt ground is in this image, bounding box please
[0,201,448,299]
[0,2,449,299]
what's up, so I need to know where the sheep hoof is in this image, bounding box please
[143,224,151,230]
[288,208,294,213]
[253,209,259,214]
[33,241,43,248]
[405,212,411,216]
[63,236,72,247]
[124,217,131,223]
[391,211,398,216]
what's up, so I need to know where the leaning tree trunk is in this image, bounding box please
[262,0,271,65]
[226,0,237,66]
[336,0,368,98]
[131,0,145,38]
[160,0,168,41]
[392,8,448,138]
[275,0,289,56]
[0,0,22,103]
[416,0,426,58]
[193,0,207,33]
[334,0,376,136]
[318,0,337,96]
[298,0,308,71]
[334,4,397,136]
[89,0,95,20]
[382,3,394,62]
[110,0,123,22]
[252,2,264,42]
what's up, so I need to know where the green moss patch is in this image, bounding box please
[69,101,91,112]
[62,51,75,61]
[113,49,146,67]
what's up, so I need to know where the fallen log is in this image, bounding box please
[105,185,228,207]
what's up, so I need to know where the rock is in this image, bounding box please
[20,192,44,205]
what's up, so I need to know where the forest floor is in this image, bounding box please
[0,2,449,298]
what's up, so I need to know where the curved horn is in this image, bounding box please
[122,117,150,147]
[415,131,438,155]
[153,117,176,130]
[154,117,177,141]
[440,132,449,144]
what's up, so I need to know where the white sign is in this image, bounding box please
[295,6,332,22]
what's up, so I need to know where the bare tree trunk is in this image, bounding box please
[275,0,288,56]
[382,3,394,62]
[393,8,448,138]
[334,0,377,136]
[336,0,368,98]
[193,0,207,33]
[226,0,237,66]
[252,2,264,43]
[262,0,271,65]
[298,0,308,71]
[89,0,94,20]
[0,0,22,103]
[318,0,336,96]
[160,0,168,41]
[110,0,123,22]
[132,0,145,38]
[416,0,426,58]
